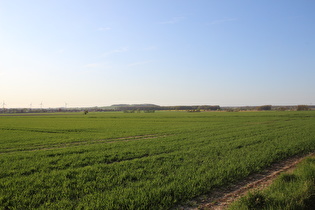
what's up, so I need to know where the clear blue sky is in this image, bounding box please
[1,0,314,108]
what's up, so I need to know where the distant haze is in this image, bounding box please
[1,0,314,108]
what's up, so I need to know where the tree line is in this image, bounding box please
[0,104,313,114]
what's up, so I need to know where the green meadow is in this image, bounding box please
[0,111,315,209]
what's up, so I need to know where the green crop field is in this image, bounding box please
[0,111,315,209]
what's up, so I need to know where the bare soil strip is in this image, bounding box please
[177,152,314,210]
[0,134,169,154]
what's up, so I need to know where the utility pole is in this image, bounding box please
[2,101,5,113]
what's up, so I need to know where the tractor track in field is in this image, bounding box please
[176,152,314,210]
[0,134,170,154]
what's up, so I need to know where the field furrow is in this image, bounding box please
[0,134,170,154]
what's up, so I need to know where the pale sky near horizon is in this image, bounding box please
[1,0,314,108]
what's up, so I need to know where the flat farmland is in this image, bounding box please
[0,111,314,209]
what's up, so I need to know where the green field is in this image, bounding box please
[0,111,315,209]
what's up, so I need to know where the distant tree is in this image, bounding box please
[277,106,288,111]
[257,105,272,111]
[199,105,220,111]
[296,105,309,111]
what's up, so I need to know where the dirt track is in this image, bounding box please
[177,152,314,210]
